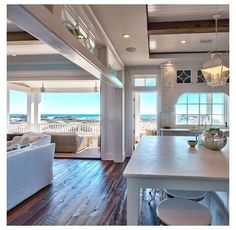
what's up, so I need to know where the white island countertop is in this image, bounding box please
[160,128,229,132]
[124,136,229,181]
[123,136,229,225]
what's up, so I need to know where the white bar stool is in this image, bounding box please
[164,189,207,202]
[157,198,212,225]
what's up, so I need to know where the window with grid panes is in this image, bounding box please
[175,93,228,126]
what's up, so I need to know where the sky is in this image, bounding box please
[10,90,227,116]
[140,92,157,115]
[10,90,27,114]
[10,91,100,114]
[10,90,157,115]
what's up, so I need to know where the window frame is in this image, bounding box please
[175,93,228,127]
[133,74,158,88]
[175,69,192,84]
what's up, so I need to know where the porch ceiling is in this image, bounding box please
[7,20,98,83]
[9,80,100,92]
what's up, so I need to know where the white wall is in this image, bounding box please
[160,63,229,129]
[124,61,229,156]
[100,81,125,162]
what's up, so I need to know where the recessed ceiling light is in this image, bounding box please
[180,40,187,44]
[126,47,136,52]
[77,34,84,39]
[12,53,16,57]
[150,40,157,50]
[123,34,130,38]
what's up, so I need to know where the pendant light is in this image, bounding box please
[201,14,229,87]
[94,81,99,92]
[40,82,45,92]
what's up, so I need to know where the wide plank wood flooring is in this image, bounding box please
[7,158,157,225]
[7,158,228,225]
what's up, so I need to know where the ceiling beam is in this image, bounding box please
[148,19,229,35]
[7,31,38,41]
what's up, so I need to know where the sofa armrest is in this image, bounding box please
[7,143,55,210]
[7,141,13,147]
[77,136,88,151]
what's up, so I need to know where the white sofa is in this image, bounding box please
[7,143,55,211]
[7,133,51,148]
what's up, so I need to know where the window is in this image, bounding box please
[197,70,206,83]
[176,70,191,83]
[61,6,98,55]
[133,75,157,87]
[175,93,228,126]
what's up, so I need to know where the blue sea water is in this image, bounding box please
[41,114,101,120]
[10,114,156,121]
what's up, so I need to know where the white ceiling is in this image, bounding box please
[7,54,97,81]
[7,5,230,68]
[7,41,59,56]
[150,32,229,53]
[148,5,229,22]
[7,53,74,65]
[91,4,229,66]
[91,5,164,66]
[9,80,100,89]
[7,20,96,81]
[7,20,59,56]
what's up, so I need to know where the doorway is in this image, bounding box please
[134,92,158,147]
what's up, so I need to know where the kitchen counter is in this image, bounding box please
[160,128,229,137]
[123,136,229,225]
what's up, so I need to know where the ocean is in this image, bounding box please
[10,114,157,121]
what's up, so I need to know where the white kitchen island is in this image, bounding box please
[123,136,229,225]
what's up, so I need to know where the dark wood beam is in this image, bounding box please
[148,19,229,35]
[7,31,38,41]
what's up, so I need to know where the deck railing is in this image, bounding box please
[7,123,30,133]
[8,122,100,137]
[140,121,157,134]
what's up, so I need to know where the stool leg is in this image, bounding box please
[147,189,156,204]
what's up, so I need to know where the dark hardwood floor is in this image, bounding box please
[7,158,228,225]
[7,159,128,225]
[7,158,158,225]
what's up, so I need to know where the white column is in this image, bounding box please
[29,91,41,132]
[100,82,115,161]
[124,69,134,157]
[114,88,125,162]
[33,92,41,132]
[27,92,32,131]
[6,87,10,129]
[101,80,125,162]
[134,93,140,143]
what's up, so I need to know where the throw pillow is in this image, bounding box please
[11,136,23,145]
[20,136,30,145]
[22,134,41,143]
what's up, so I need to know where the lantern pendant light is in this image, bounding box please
[201,13,229,87]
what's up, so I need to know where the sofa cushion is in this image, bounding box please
[11,136,30,145]
[22,134,41,143]
[11,136,23,145]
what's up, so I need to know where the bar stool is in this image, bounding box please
[157,198,212,225]
[164,189,207,202]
